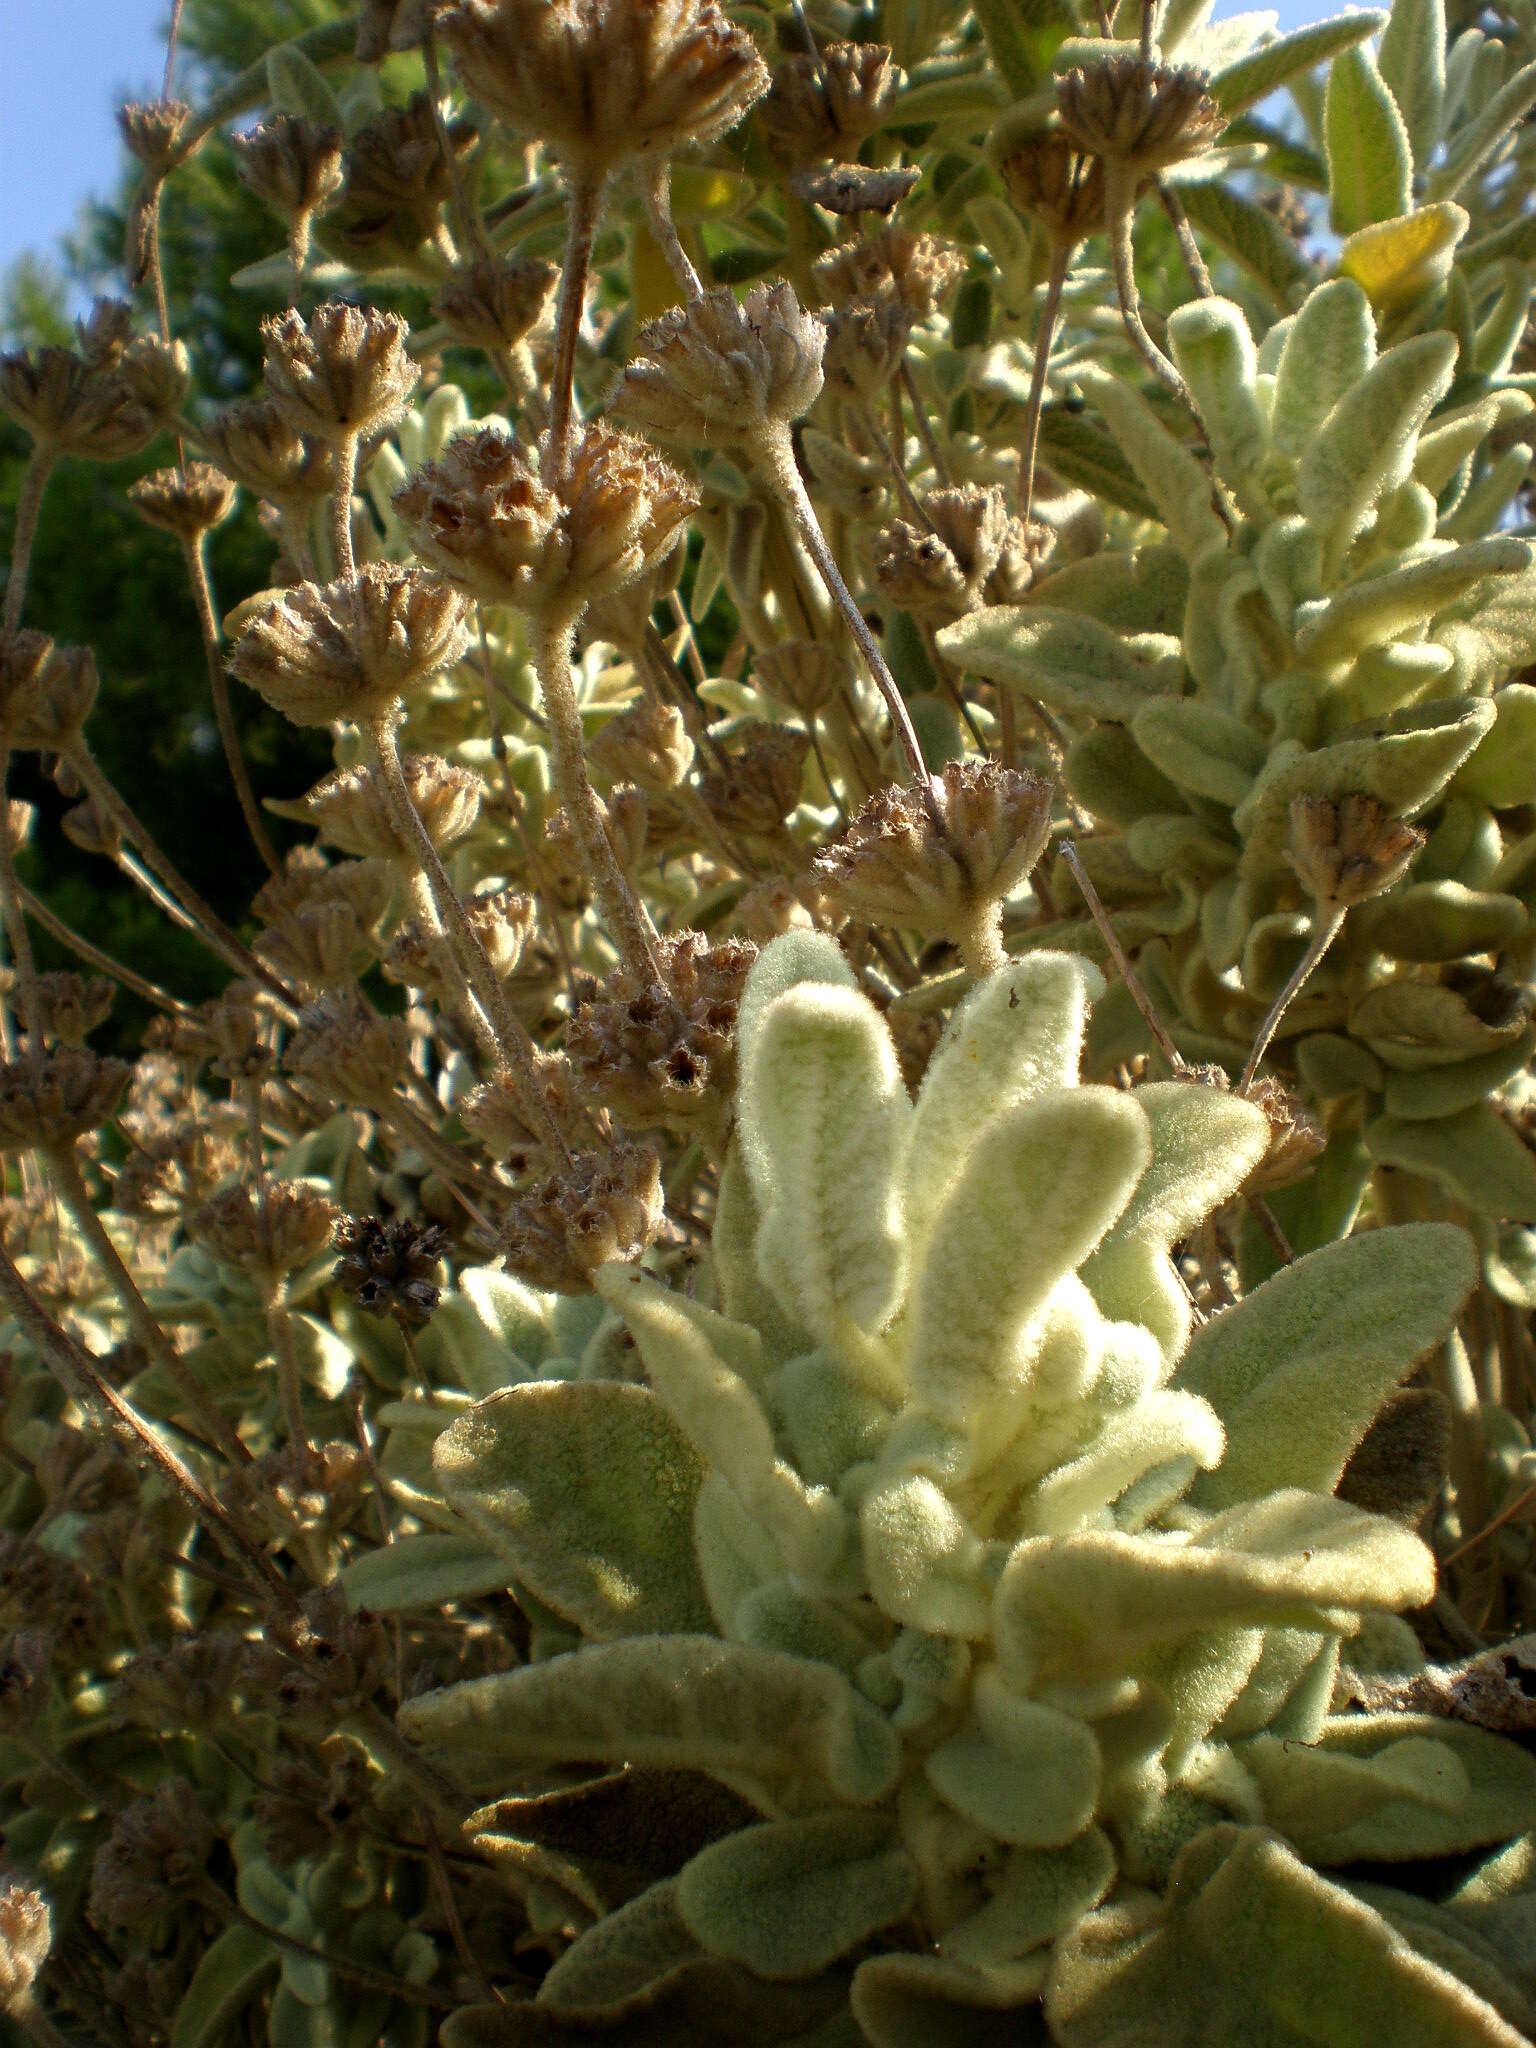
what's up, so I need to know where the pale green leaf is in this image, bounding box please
[1211,12,1387,117]
[337,1531,510,1614]
[1325,44,1414,234]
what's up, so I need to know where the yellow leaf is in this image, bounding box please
[1336,202,1470,310]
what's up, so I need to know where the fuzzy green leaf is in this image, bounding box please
[1211,13,1387,117]
[1279,1716,1536,1863]
[1378,0,1446,160]
[1297,331,1458,564]
[926,1670,1101,1846]
[172,1926,280,2048]
[904,954,1104,1252]
[1269,277,1376,464]
[1034,408,1159,521]
[1132,698,1269,807]
[936,606,1182,720]
[1364,1103,1536,1219]
[1079,369,1229,563]
[399,1637,902,1804]
[1428,60,1536,202]
[678,1812,918,1978]
[1174,182,1315,310]
[1178,1224,1476,1509]
[433,1381,712,1638]
[738,982,910,1344]
[1294,537,1533,665]
[336,1531,511,1614]
[851,1951,1048,2048]
[1325,44,1414,234]
[907,1087,1150,1424]
[941,1830,1116,1967]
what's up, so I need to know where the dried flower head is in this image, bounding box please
[500,1141,665,1291]
[1242,1077,1327,1194]
[118,97,194,175]
[567,929,756,1135]
[329,95,478,267]
[440,0,769,181]
[0,1047,130,1154]
[789,163,921,217]
[280,754,485,860]
[200,395,334,507]
[0,1874,51,2015]
[1286,795,1425,910]
[114,1123,243,1223]
[463,1050,578,1174]
[814,226,967,318]
[261,301,419,444]
[1055,57,1225,175]
[233,113,345,225]
[333,1213,449,1326]
[191,1179,339,1285]
[434,254,559,356]
[543,784,650,907]
[614,281,825,447]
[589,700,695,792]
[821,297,912,400]
[759,42,898,164]
[0,340,157,459]
[255,897,370,991]
[88,1781,216,1930]
[127,461,238,541]
[697,722,811,834]
[815,760,1053,968]
[285,994,409,1106]
[873,486,1051,622]
[229,563,472,728]
[752,640,850,718]
[396,423,698,618]
[998,131,1107,246]
[356,0,439,59]
[736,877,815,941]
[31,972,114,1048]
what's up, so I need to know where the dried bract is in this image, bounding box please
[500,1141,665,1291]
[261,301,419,444]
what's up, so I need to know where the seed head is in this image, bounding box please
[697,722,811,835]
[588,701,695,792]
[1055,58,1225,175]
[0,341,157,460]
[282,754,485,860]
[814,760,1053,958]
[462,1050,578,1175]
[285,994,409,1106]
[200,396,334,507]
[500,1141,665,1291]
[736,877,815,941]
[1242,1077,1327,1194]
[31,972,114,1048]
[118,97,194,175]
[790,163,920,217]
[814,226,966,319]
[261,301,419,444]
[821,297,912,401]
[329,96,478,269]
[333,1213,449,1326]
[128,461,238,541]
[191,1180,339,1286]
[567,930,756,1135]
[439,0,769,181]
[872,487,1051,623]
[396,422,698,618]
[753,641,850,718]
[255,898,370,992]
[759,43,899,164]
[434,254,559,356]
[229,563,472,728]
[997,132,1106,247]
[0,1047,130,1154]
[1286,795,1425,910]
[0,1875,51,2016]
[89,1783,215,1931]
[233,114,345,226]
[614,281,825,447]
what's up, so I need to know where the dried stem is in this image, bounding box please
[18,881,197,1018]
[330,431,359,580]
[546,176,601,476]
[1104,172,1192,409]
[3,444,58,638]
[639,160,703,301]
[1156,179,1214,297]
[1020,246,1069,524]
[1239,906,1345,1093]
[532,614,665,990]
[180,530,282,873]
[44,1141,252,1467]
[0,747,43,1058]
[1060,838,1186,1071]
[752,422,939,819]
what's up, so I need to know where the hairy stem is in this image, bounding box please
[1239,905,1345,1093]
[546,176,601,476]
[3,444,58,638]
[18,881,195,1018]
[1104,173,1192,409]
[181,531,281,872]
[330,431,358,580]
[1020,246,1069,524]
[639,160,703,301]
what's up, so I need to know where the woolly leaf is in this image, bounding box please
[733,930,856,1079]
[1078,369,1229,563]
[851,1951,1048,2048]
[677,1813,918,1978]
[904,954,1103,1252]
[1325,44,1413,234]
[738,983,910,1343]
[1455,683,1536,807]
[1066,725,1186,826]
[1294,537,1532,665]
[1167,299,1267,490]
[940,1830,1116,1967]
[906,1087,1150,1424]
[594,1267,845,1578]
[536,1880,699,2010]
[1364,1104,1536,1220]
[1082,1081,1270,1363]
[1174,182,1314,310]
[1297,332,1458,564]
[1026,1390,1226,1532]
[926,1672,1100,1846]
[1030,545,1189,634]
[1378,0,1445,160]
[994,1493,1435,1690]
[1132,699,1269,807]
[1178,1224,1476,1509]
[937,606,1181,720]
[398,1638,902,1804]
[1269,277,1376,464]
[336,1530,510,1614]
[1428,60,1536,202]
[1283,1716,1536,1863]
[427,1267,554,1397]
[1357,881,1526,964]
[860,1474,992,1636]
[1336,202,1469,311]
[1035,408,1158,521]
[432,1381,712,1638]
[1045,1825,1532,2048]
[265,41,346,130]
[1212,12,1386,116]
[171,1926,280,2048]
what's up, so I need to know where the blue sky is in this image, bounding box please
[5,0,1328,278]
